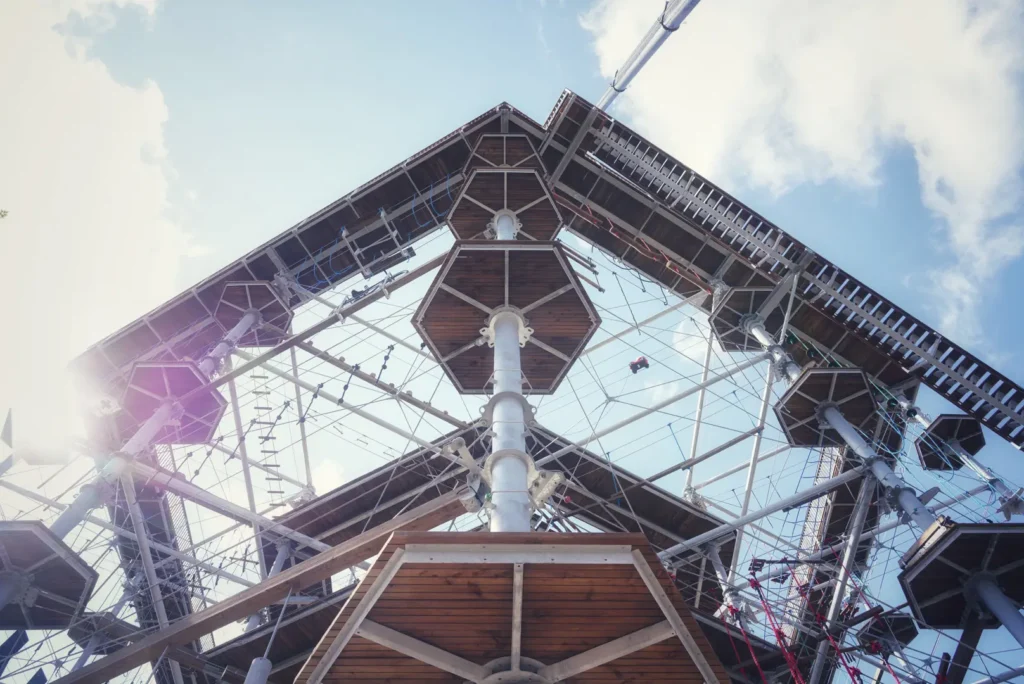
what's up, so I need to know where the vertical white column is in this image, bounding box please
[489,311,531,533]
[487,210,531,532]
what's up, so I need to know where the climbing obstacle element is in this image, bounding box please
[0,521,97,630]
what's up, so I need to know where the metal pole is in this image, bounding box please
[224,355,267,580]
[974,577,1024,648]
[487,211,531,532]
[121,475,186,684]
[596,0,703,110]
[198,311,260,377]
[969,663,1024,684]
[727,365,774,582]
[659,466,865,560]
[71,636,99,672]
[743,316,801,383]
[807,474,876,684]
[821,406,938,531]
[49,481,109,540]
[129,460,329,552]
[245,542,291,632]
[706,544,746,627]
[242,657,272,684]
[684,335,714,491]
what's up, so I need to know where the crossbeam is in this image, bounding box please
[539,620,674,681]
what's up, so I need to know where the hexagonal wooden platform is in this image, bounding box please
[899,520,1024,630]
[413,242,600,394]
[213,281,293,347]
[448,134,561,241]
[0,521,97,630]
[915,414,986,472]
[295,532,730,684]
[707,287,790,353]
[120,361,227,445]
[774,368,879,447]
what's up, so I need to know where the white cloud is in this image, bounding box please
[582,0,1024,346]
[0,0,198,448]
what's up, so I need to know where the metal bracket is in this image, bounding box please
[480,449,563,510]
[480,307,533,347]
[480,392,537,427]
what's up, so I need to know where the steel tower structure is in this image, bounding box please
[3,18,1024,684]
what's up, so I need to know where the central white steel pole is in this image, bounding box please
[487,210,532,532]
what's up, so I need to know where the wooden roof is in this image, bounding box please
[295,532,732,683]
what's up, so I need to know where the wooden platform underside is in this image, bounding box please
[296,532,731,684]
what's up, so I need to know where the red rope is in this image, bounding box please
[726,607,770,684]
[785,565,864,684]
[749,576,807,684]
[823,546,906,684]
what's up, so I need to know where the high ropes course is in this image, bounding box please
[2,2,1024,684]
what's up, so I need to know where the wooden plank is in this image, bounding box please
[51,490,469,684]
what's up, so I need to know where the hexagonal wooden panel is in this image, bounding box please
[915,414,986,471]
[214,281,293,347]
[294,532,731,684]
[0,521,97,630]
[413,242,600,395]
[899,521,1024,630]
[121,361,226,445]
[774,368,878,447]
[447,168,562,240]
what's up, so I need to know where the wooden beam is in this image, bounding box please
[538,620,674,682]
[307,549,407,684]
[511,562,524,672]
[356,620,488,683]
[51,489,469,684]
[631,549,722,684]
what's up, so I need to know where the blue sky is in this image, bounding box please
[2,0,1024,679]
